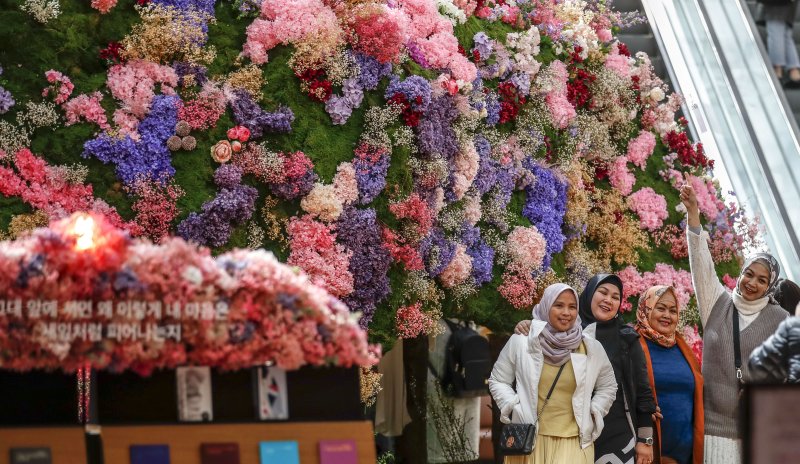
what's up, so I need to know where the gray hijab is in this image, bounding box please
[532,283,583,366]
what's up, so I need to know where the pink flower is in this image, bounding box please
[688,175,725,221]
[722,274,737,290]
[681,325,703,367]
[286,215,354,298]
[609,156,635,196]
[91,0,118,13]
[211,140,233,163]
[545,93,576,129]
[617,264,694,312]
[396,302,438,339]
[333,162,358,205]
[42,70,75,105]
[63,92,111,131]
[507,225,546,271]
[626,131,656,170]
[627,187,668,231]
[499,264,537,310]
[439,244,473,288]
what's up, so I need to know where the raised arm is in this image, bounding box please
[488,335,521,424]
[680,182,727,327]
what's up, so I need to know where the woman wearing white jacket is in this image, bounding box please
[489,283,618,463]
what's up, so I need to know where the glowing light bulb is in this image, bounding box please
[72,215,96,251]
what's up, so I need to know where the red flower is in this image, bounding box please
[99,42,125,65]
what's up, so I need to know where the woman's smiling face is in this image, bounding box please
[549,290,578,332]
[647,291,679,337]
[739,261,771,301]
[591,283,621,322]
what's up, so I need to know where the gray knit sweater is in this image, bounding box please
[703,293,786,438]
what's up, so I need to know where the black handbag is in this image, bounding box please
[499,363,567,456]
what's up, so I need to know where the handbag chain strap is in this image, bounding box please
[732,306,743,384]
[534,363,567,425]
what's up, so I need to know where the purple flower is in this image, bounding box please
[230,90,294,138]
[416,95,459,158]
[510,73,531,96]
[325,95,354,125]
[354,152,390,204]
[472,32,493,61]
[461,223,495,286]
[214,164,243,189]
[0,86,13,114]
[355,53,392,90]
[385,75,432,111]
[405,41,430,68]
[336,207,391,327]
[472,135,497,195]
[522,159,567,269]
[172,61,208,87]
[485,91,501,126]
[82,94,179,185]
[178,166,258,247]
[419,228,456,278]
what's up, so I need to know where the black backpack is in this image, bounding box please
[431,319,492,398]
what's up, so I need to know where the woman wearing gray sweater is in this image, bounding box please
[680,184,788,463]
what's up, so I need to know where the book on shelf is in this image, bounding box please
[130,444,170,464]
[9,447,52,464]
[254,365,288,420]
[176,365,213,422]
[200,442,240,464]
[258,440,299,464]
[319,439,358,464]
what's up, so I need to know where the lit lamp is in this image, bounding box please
[69,214,96,251]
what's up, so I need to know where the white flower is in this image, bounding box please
[182,266,203,286]
[650,88,666,102]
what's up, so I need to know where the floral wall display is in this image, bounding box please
[0,0,763,351]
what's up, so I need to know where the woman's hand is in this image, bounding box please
[513,320,532,335]
[636,442,654,464]
[652,405,663,422]
[679,177,701,229]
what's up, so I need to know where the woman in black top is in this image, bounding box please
[515,274,657,464]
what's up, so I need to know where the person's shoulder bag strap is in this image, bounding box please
[732,307,743,385]
[534,363,567,424]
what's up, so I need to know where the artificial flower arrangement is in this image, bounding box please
[0,212,379,375]
[0,0,764,350]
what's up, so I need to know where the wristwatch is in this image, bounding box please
[637,437,654,446]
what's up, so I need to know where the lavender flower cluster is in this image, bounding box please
[522,158,568,268]
[419,227,456,278]
[461,223,495,286]
[0,65,14,114]
[384,75,432,111]
[230,90,294,138]
[416,95,459,158]
[354,151,390,204]
[336,207,391,327]
[82,94,179,185]
[173,61,209,87]
[323,53,392,125]
[178,165,258,247]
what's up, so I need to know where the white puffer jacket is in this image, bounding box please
[488,321,617,449]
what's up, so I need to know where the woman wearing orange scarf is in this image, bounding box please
[635,286,704,464]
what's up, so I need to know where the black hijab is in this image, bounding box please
[579,274,625,357]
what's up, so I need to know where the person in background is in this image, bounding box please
[489,283,617,464]
[680,183,788,464]
[762,0,800,86]
[774,279,800,315]
[748,301,800,384]
[515,274,657,464]
[635,285,704,464]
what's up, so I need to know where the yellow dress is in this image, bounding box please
[505,343,594,464]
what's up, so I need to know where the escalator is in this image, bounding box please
[630,0,800,279]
